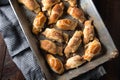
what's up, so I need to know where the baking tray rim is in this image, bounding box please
[9,0,119,80]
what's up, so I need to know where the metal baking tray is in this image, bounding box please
[9,0,119,80]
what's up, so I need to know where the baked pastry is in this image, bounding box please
[46,54,64,74]
[32,12,47,35]
[48,2,64,24]
[56,19,78,30]
[41,0,60,11]
[83,38,101,61]
[40,40,63,56]
[65,0,77,7]
[64,31,82,58]
[42,28,68,43]
[83,20,94,44]
[67,6,86,23]
[18,0,40,13]
[65,55,85,70]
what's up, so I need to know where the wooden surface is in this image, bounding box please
[0,0,120,80]
[0,34,25,80]
[94,0,120,80]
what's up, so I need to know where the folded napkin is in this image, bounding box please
[0,0,106,80]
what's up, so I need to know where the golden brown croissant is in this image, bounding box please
[32,12,47,35]
[83,20,94,44]
[65,0,77,7]
[42,28,69,43]
[65,55,85,70]
[83,38,101,61]
[18,0,41,13]
[56,19,78,30]
[48,2,64,24]
[64,31,82,58]
[67,6,86,23]
[46,54,64,74]
[40,40,63,56]
[41,0,60,11]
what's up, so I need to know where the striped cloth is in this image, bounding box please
[0,0,106,80]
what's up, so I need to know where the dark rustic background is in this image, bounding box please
[93,0,120,80]
[0,0,120,80]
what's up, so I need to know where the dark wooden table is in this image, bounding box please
[94,0,120,80]
[0,34,25,80]
[0,0,120,80]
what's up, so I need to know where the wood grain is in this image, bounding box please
[0,34,25,80]
[0,35,6,79]
[1,50,25,80]
[93,0,120,80]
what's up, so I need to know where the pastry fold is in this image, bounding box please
[64,31,82,58]
[18,0,41,13]
[83,20,94,44]
[48,2,64,24]
[46,54,64,74]
[56,19,78,30]
[41,0,60,11]
[40,40,63,56]
[42,28,68,43]
[65,55,85,70]
[83,38,101,61]
[32,12,47,35]
[67,6,86,23]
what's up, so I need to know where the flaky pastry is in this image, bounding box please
[40,40,63,56]
[56,19,78,30]
[65,55,85,70]
[64,31,82,58]
[83,38,101,61]
[42,28,68,43]
[32,12,47,35]
[48,2,64,24]
[83,20,94,44]
[46,54,64,74]
[18,0,41,13]
[41,0,60,11]
[67,6,86,23]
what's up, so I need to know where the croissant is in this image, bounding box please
[42,28,68,43]
[65,55,85,70]
[65,0,77,7]
[64,31,82,58]
[32,12,47,35]
[83,38,101,61]
[46,54,64,74]
[67,6,86,23]
[48,2,64,24]
[41,0,60,11]
[18,0,41,13]
[56,19,78,30]
[40,40,63,56]
[83,20,94,44]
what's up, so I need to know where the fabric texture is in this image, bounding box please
[0,0,106,80]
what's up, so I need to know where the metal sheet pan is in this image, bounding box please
[9,0,119,80]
